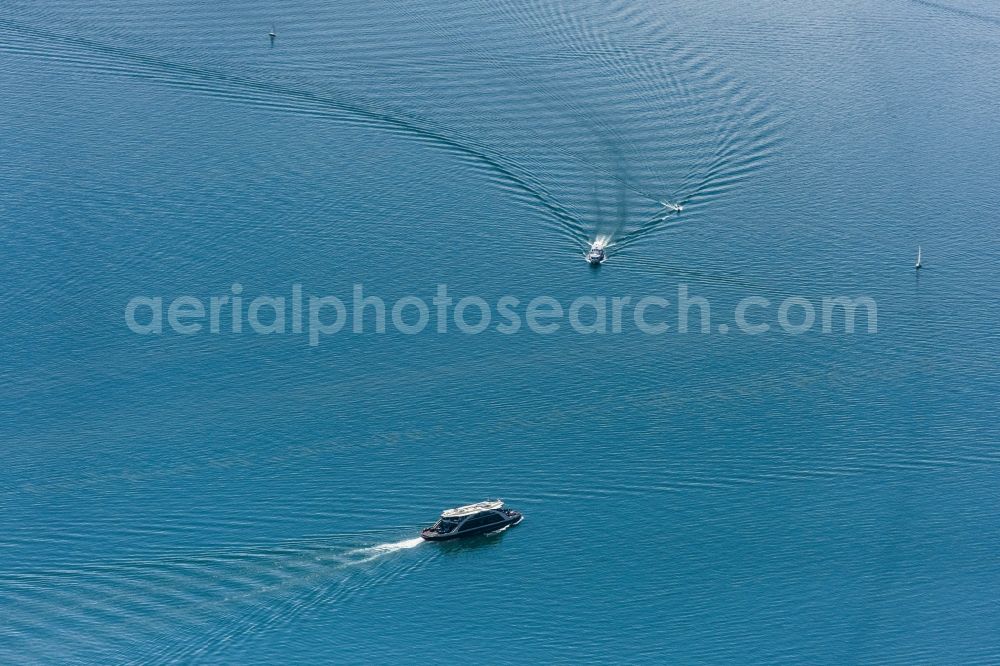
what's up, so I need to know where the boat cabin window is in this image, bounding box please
[461,512,504,529]
[438,519,460,532]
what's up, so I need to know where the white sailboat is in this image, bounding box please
[915,246,922,270]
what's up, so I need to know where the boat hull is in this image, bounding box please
[421,513,523,541]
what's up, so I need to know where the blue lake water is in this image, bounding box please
[2,0,999,662]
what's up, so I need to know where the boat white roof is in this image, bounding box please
[441,500,503,518]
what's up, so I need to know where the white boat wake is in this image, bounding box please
[342,537,424,565]
[591,234,612,250]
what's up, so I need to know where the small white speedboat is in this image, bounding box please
[586,244,606,265]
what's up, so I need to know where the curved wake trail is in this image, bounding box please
[488,2,784,253]
[150,536,429,662]
[1,0,783,257]
[0,535,429,663]
[0,18,585,240]
[908,0,1000,27]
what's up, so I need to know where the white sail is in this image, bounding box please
[916,246,922,268]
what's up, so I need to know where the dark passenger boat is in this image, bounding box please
[420,500,523,541]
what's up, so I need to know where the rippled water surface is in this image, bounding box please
[2,0,999,662]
